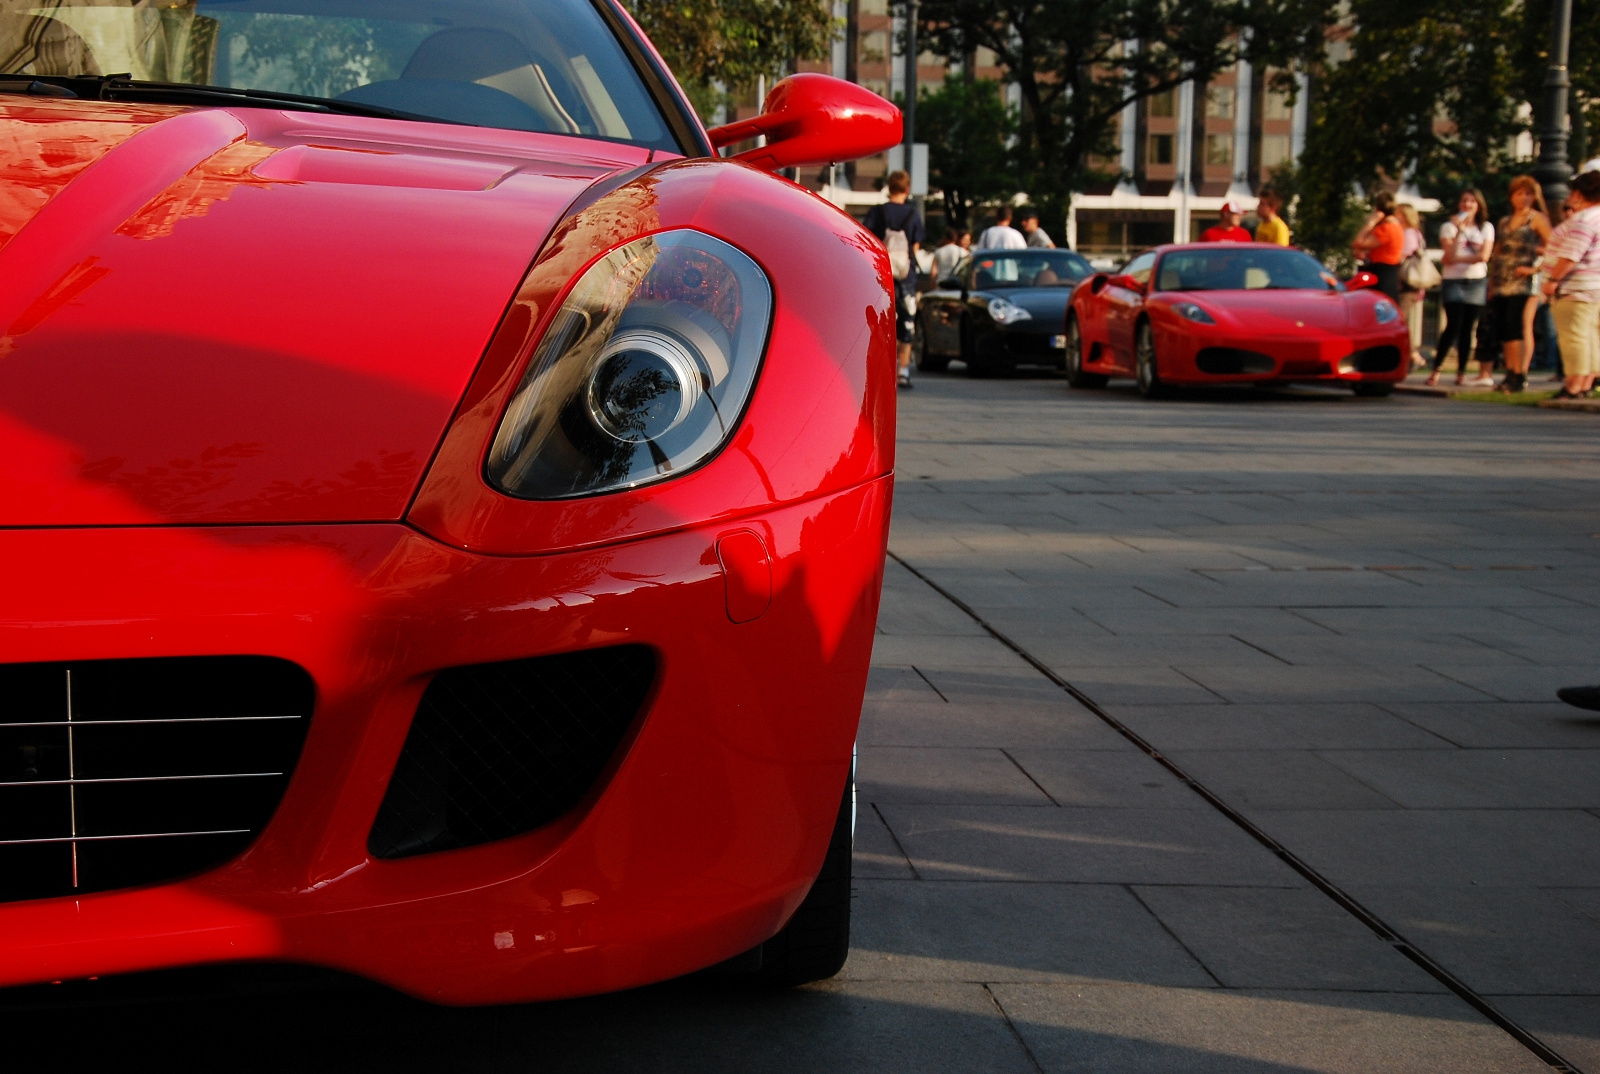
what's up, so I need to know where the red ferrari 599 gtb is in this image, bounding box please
[0,0,901,1003]
[1065,243,1411,398]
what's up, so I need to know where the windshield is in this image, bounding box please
[1155,247,1340,292]
[0,0,676,149]
[971,250,1092,289]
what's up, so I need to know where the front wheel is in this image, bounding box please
[1352,382,1395,398]
[1135,321,1165,398]
[1064,315,1109,389]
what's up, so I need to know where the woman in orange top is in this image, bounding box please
[1351,191,1406,300]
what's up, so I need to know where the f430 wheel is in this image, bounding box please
[1135,321,1165,398]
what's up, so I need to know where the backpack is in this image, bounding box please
[885,226,913,280]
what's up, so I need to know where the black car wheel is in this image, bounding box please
[715,770,853,987]
[1064,314,1108,389]
[914,316,949,373]
[1135,321,1164,398]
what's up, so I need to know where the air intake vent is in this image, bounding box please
[0,656,314,905]
[1338,345,1402,374]
[369,646,657,860]
[1195,347,1276,375]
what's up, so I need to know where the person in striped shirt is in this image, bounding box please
[1540,170,1600,398]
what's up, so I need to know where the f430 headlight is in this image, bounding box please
[487,230,772,499]
[1172,301,1216,324]
[1373,299,1400,324]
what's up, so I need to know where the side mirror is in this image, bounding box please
[705,73,902,171]
[1111,274,1145,294]
[1347,271,1379,291]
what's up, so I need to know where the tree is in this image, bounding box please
[915,78,1017,230]
[632,0,836,122]
[908,0,1333,234]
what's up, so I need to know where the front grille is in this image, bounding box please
[1339,345,1403,374]
[1195,347,1276,375]
[1280,358,1332,376]
[0,656,314,904]
[369,646,656,860]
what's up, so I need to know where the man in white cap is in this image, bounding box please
[1202,201,1253,242]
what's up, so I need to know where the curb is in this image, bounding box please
[1537,398,1600,413]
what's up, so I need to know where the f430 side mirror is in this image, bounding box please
[1346,270,1380,291]
[706,74,902,171]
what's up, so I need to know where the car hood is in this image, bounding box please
[0,100,649,527]
[1165,289,1352,332]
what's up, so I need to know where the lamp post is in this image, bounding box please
[903,0,920,215]
[1533,0,1574,208]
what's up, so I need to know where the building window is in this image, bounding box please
[1263,88,1293,121]
[1261,134,1293,168]
[1148,89,1175,118]
[1205,86,1234,120]
[1148,133,1174,165]
[1205,133,1233,166]
[860,31,888,64]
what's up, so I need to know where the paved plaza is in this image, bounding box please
[17,373,1600,1071]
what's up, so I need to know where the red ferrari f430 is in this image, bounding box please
[0,0,901,1004]
[1066,243,1411,398]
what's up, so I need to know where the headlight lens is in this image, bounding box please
[1373,299,1400,324]
[987,296,1032,326]
[487,230,772,500]
[1172,301,1216,324]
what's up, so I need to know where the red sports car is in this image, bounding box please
[1065,243,1410,397]
[0,2,900,1004]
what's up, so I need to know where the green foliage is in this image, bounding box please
[632,0,837,122]
[914,78,1017,231]
[907,0,1333,228]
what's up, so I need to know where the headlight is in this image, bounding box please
[1373,299,1400,324]
[987,296,1033,326]
[486,230,772,500]
[1172,301,1215,324]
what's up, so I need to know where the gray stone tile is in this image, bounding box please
[1076,607,1341,637]
[858,747,1054,806]
[1132,886,1444,991]
[1321,749,1600,809]
[990,631,1288,670]
[874,584,990,637]
[871,635,1033,670]
[863,665,945,706]
[1229,633,1533,668]
[1378,701,1600,748]
[990,983,1550,1073]
[1108,703,1452,750]
[1291,606,1577,637]
[1491,996,1600,1074]
[1008,749,1205,809]
[1167,750,1401,810]
[878,804,1303,885]
[855,800,917,880]
[1037,665,1230,706]
[1346,885,1600,994]
[1421,663,1600,703]
[1175,663,1493,704]
[843,880,1215,986]
[1252,810,1600,887]
[859,699,1134,751]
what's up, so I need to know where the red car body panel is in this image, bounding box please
[1069,244,1411,387]
[0,83,897,999]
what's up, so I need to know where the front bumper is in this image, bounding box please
[1155,321,1411,385]
[0,476,889,1004]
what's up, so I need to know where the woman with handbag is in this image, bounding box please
[1487,176,1552,393]
[1396,204,1436,369]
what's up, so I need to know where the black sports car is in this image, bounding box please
[916,248,1095,376]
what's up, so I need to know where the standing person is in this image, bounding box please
[1254,189,1291,246]
[932,228,967,281]
[1016,206,1056,248]
[977,206,1027,250]
[863,170,925,390]
[1425,189,1495,387]
[1351,191,1405,302]
[1201,202,1252,242]
[1488,176,1552,393]
[1395,204,1428,369]
[1539,169,1600,398]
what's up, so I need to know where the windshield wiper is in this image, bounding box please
[0,73,458,125]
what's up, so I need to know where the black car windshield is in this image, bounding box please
[1155,247,1340,292]
[971,250,1093,289]
[0,0,677,149]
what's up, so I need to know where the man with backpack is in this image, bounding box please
[864,170,925,389]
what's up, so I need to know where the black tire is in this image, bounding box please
[1352,382,1395,398]
[914,317,949,373]
[1064,314,1109,389]
[724,773,853,987]
[1135,320,1164,398]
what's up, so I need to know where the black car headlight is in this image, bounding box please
[487,230,772,500]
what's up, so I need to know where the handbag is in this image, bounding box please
[1400,249,1441,291]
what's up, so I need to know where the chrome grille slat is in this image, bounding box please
[0,656,314,904]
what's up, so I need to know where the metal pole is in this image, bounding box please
[904,0,922,219]
[1533,0,1574,208]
